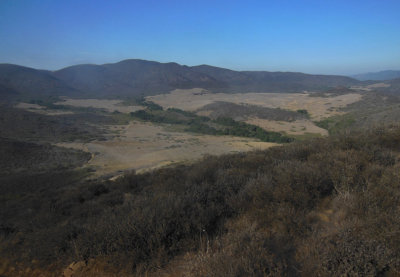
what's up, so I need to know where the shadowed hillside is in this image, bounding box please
[0,106,114,142]
[0,64,78,100]
[0,137,90,174]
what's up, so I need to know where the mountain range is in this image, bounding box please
[351,70,400,81]
[1,59,363,99]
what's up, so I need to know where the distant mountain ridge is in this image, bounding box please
[192,64,359,93]
[352,70,400,81]
[0,59,362,99]
[52,60,225,97]
[0,64,79,99]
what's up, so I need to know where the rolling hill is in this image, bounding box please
[192,64,360,92]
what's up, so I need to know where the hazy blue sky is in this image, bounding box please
[1,0,399,74]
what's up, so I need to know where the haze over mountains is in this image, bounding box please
[1,59,362,99]
[351,70,400,81]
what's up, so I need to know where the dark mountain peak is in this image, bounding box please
[110,59,181,68]
[164,61,181,66]
[112,58,159,66]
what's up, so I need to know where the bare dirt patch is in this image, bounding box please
[55,97,144,113]
[15,102,74,115]
[58,121,278,177]
[147,89,362,121]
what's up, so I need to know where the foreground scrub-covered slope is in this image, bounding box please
[1,124,400,276]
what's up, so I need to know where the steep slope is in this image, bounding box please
[0,64,78,98]
[352,70,400,81]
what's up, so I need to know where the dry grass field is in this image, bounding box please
[148,88,362,137]
[148,89,362,120]
[245,118,329,136]
[350,82,391,91]
[58,121,278,177]
[15,90,363,178]
[55,97,144,113]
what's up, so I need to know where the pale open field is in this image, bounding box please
[350,82,391,91]
[58,121,278,177]
[147,88,362,137]
[147,88,363,121]
[32,90,363,177]
[55,97,144,113]
[245,118,329,136]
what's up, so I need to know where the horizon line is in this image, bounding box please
[1,58,399,77]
